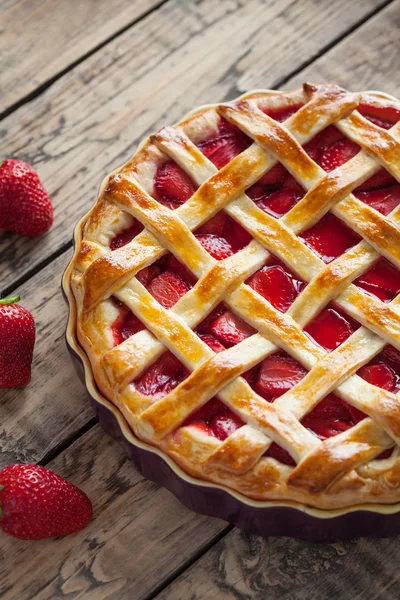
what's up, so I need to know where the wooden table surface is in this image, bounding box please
[1,0,399,598]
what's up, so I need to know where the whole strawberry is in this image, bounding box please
[0,296,35,388]
[0,159,53,236]
[0,464,93,540]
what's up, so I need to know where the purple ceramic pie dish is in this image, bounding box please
[62,85,400,542]
[63,240,400,543]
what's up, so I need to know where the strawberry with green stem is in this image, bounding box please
[0,296,35,388]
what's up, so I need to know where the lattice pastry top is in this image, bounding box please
[68,83,400,509]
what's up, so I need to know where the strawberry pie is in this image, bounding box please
[67,83,400,510]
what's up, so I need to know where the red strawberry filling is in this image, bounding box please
[319,139,360,172]
[355,258,400,302]
[134,352,188,400]
[301,213,361,263]
[195,234,234,260]
[303,125,346,164]
[111,300,144,346]
[197,119,251,169]
[257,163,288,187]
[246,159,305,218]
[211,310,255,347]
[358,362,396,392]
[110,219,144,250]
[147,269,191,309]
[196,212,228,236]
[247,262,305,312]
[154,161,197,209]
[255,354,307,401]
[305,304,359,352]
[262,103,304,122]
[221,217,253,252]
[302,394,359,440]
[199,334,226,353]
[358,104,400,130]
[196,213,252,254]
[354,169,396,192]
[353,185,400,216]
[185,396,245,441]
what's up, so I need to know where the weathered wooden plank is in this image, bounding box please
[0,425,228,600]
[0,0,163,113]
[0,250,93,467]
[155,530,400,600]
[0,0,386,292]
[284,0,400,93]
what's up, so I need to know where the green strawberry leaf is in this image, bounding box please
[0,296,20,305]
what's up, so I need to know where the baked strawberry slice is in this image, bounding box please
[196,234,234,260]
[302,394,355,439]
[199,334,226,353]
[257,163,288,187]
[110,220,143,250]
[186,397,227,424]
[247,265,299,312]
[196,304,225,335]
[134,352,186,398]
[358,362,396,392]
[284,174,306,198]
[353,185,400,216]
[211,311,254,346]
[154,161,196,206]
[383,345,400,364]
[358,104,400,130]
[198,121,250,169]
[265,443,296,466]
[254,187,299,217]
[301,213,360,263]
[147,270,190,309]
[136,264,161,286]
[255,354,307,399]
[306,417,352,440]
[305,394,353,421]
[305,306,358,352]
[320,139,360,172]
[222,218,252,252]
[196,212,228,236]
[355,258,400,302]
[303,125,344,163]
[166,255,196,284]
[112,305,144,346]
[355,169,396,192]
[209,410,244,441]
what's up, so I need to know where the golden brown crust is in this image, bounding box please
[66,83,400,510]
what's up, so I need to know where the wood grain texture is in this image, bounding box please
[155,530,400,600]
[285,0,400,93]
[0,0,386,291]
[0,0,162,113]
[0,425,228,599]
[0,250,93,468]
